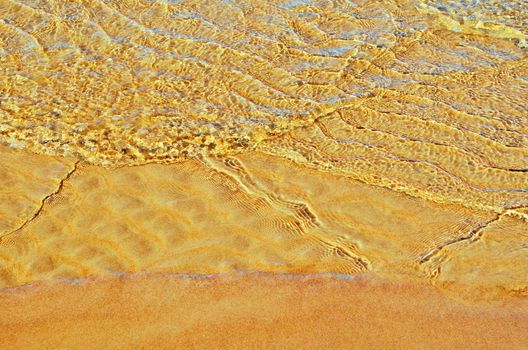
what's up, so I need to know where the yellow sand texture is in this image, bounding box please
[0,0,527,343]
[1,0,526,220]
[1,145,526,302]
[1,273,528,350]
[0,146,75,235]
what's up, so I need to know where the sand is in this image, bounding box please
[0,144,526,302]
[0,146,75,236]
[1,0,527,347]
[1,272,528,350]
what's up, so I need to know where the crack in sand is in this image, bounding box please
[418,206,528,286]
[418,213,503,265]
[0,160,80,240]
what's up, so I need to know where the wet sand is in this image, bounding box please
[1,144,526,303]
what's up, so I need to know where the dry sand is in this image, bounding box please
[1,272,528,350]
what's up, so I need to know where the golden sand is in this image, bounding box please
[0,0,527,347]
[0,144,526,302]
[1,273,528,350]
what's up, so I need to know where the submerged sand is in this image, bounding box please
[1,144,527,303]
[2,1,527,199]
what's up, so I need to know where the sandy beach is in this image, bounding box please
[2,272,528,350]
[0,0,527,347]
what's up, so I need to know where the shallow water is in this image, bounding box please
[1,0,527,210]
